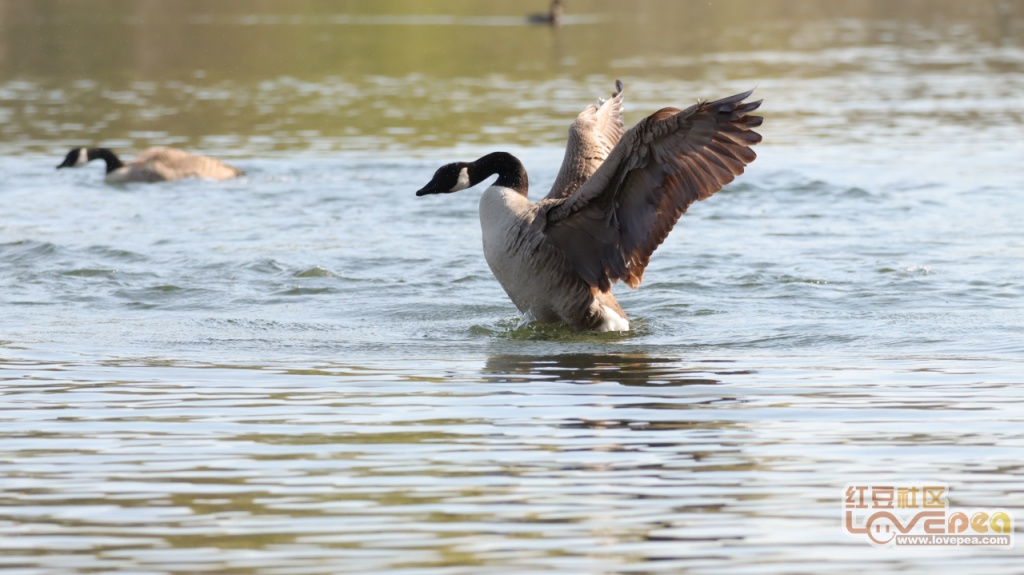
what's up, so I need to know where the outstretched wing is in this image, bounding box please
[539,90,763,292]
[543,80,626,201]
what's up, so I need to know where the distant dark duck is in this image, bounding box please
[415,80,763,332]
[527,0,563,26]
[56,147,243,183]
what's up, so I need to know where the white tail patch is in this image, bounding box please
[598,305,630,332]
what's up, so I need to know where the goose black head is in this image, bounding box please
[56,147,89,169]
[415,162,472,196]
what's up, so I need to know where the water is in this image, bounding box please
[2,1,1024,573]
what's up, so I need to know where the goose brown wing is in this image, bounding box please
[121,148,181,182]
[131,147,241,181]
[539,90,763,291]
[544,80,626,200]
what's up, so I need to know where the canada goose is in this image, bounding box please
[527,0,563,26]
[415,81,762,332]
[56,147,243,183]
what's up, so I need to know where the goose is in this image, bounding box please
[56,146,243,183]
[415,80,762,332]
[527,0,563,26]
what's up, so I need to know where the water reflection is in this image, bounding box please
[482,352,724,386]
[2,0,1022,154]
[2,352,1021,573]
[3,0,1020,80]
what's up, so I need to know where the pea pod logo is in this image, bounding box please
[843,483,1014,547]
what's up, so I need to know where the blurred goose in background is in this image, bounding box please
[56,146,243,183]
[415,80,763,332]
[527,0,563,26]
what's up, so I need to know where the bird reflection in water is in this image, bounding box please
[482,353,725,386]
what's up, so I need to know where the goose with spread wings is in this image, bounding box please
[415,80,762,331]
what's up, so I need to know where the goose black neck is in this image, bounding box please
[88,148,124,173]
[472,152,528,196]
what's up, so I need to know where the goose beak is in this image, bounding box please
[415,181,441,196]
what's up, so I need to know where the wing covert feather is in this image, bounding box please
[544,80,626,200]
[540,90,763,291]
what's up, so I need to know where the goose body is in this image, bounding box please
[479,183,630,331]
[57,146,242,183]
[416,81,763,332]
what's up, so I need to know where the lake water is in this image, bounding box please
[1,1,1023,573]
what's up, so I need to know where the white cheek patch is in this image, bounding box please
[76,148,88,167]
[450,166,470,192]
